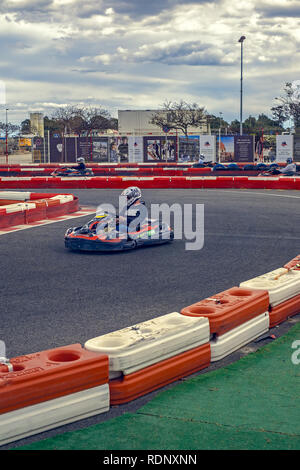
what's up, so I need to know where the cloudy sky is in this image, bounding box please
[0,0,299,125]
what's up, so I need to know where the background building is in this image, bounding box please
[30,112,44,137]
[118,110,210,135]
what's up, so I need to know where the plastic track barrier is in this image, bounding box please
[109,343,211,405]
[84,312,209,378]
[1,176,300,190]
[84,312,209,377]
[0,384,109,447]
[0,344,108,414]
[284,255,300,271]
[240,268,300,307]
[269,294,300,328]
[210,313,270,361]
[0,191,79,228]
[180,287,269,336]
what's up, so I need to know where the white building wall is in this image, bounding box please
[118,110,210,135]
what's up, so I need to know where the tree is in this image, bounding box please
[20,119,31,134]
[0,122,20,136]
[50,105,117,161]
[207,114,229,133]
[271,82,300,130]
[150,100,207,138]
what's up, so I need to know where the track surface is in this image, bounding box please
[1,188,300,449]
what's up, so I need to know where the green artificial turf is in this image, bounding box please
[16,322,300,450]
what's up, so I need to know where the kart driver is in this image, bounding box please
[72,157,86,174]
[118,186,147,233]
[271,158,297,175]
[198,154,205,164]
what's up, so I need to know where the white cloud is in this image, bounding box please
[0,0,299,124]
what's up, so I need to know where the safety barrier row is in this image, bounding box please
[0,176,300,190]
[1,255,300,446]
[0,191,79,228]
[0,161,286,168]
[0,167,213,177]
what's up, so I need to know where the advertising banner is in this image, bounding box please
[216,135,234,163]
[276,135,294,162]
[178,135,199,162]
[91,138,109,162]
[293,135,300,162]
[144,136,176,162]
[50,136,76,163]
[109,136,129,163]
[234,135,254,162]
[128,136,143,163]
[199,135,216,162]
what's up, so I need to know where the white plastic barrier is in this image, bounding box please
[210,312,270,362]
[0,384,109,446]
[50,195,74,204]
[0,191,31,201]
[240,268,300,307]
[85,312,210,378]
[3,202,36,213]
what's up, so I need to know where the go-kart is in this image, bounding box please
[51,167,94,177]
[258,169,300,177]
[64,208,174,252]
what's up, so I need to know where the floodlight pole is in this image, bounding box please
[238,36,246,135]
[5,108,8,164]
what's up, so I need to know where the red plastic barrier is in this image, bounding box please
[45,197,79,217]
[0,175,299,190]
[109,343,210,405]
[180,287,269,336]
[0,344,108,414]
[269,294,300,327]
[284,255,300,271]
[0,210,26,229]
[25,201,47,223]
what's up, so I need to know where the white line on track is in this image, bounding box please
[207,189,300,199]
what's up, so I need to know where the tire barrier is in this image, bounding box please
[180,287,269,336]
[85,312,210,378]
[240,268,300,307]
[210,313,270,361]
[0,191,79,228]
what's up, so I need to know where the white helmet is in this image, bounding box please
[77,157,85,163]
[121,186,142,207]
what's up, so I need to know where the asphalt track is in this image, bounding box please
[1,188,300,449]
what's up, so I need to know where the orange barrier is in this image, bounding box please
[0,199,23,206]
[269,294,300,328]
[109,343,210,405]
[180,287,270,336]
[0,344,108,414]
[284,255,300,271]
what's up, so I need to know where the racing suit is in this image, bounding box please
[72,162,86,174]
[118,200,147,236]
[271,162,296,175]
